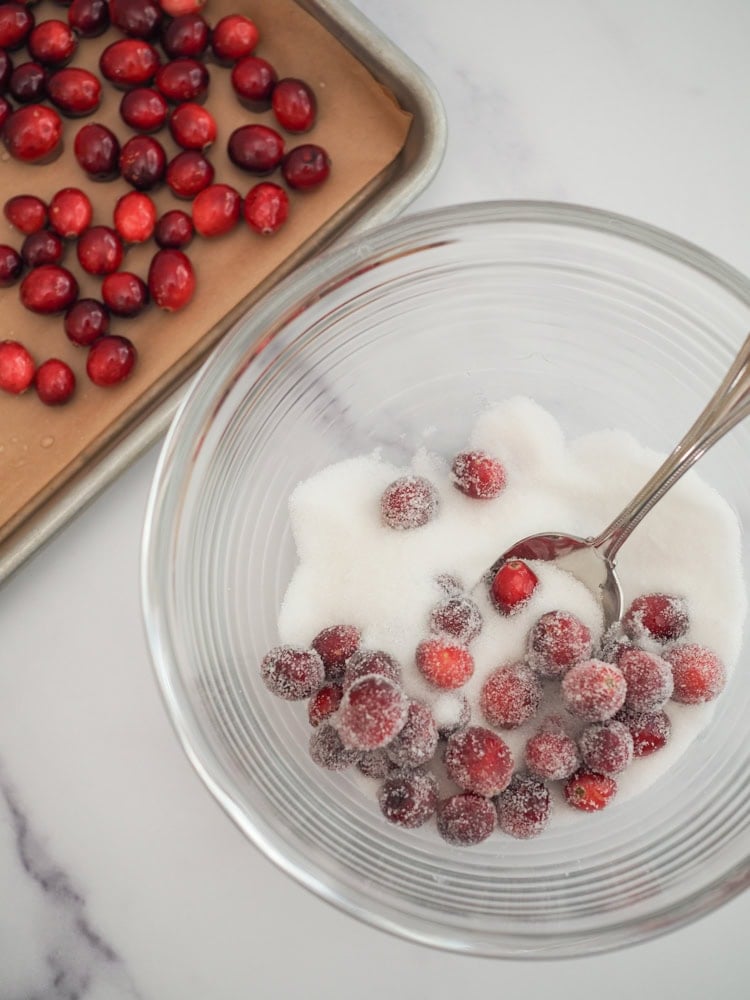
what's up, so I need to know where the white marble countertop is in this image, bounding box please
[3,1,750,996]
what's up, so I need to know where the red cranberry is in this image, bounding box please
[490,559,538,615]
[227,123,284,174]
[311,625,361,683]
[0,48,12,90]
[86,334,136,387]
[230,54,276,107]
[210,13,259,63]
[109,0,161,39]
[159,0,204,14]
[3,104,62,162]
[272,77,316,133]
[64,297,109,345]
[119,86,167,131]
[282,144,331,190]
[381,475,438,529]
[9,60,46,103]
[161,12,209,58]
[616,647,674,712]
[154,208,193,248]
[0,244,23,285]
[527,610,592,678]
[0,3,34,51]
[169,101,215,149]
[664,643,726,704]
[191,182,241,237]
[356,749,391,780]
[101,271,148,317]
[386,700,438,769]
[623,593,689,643]
[342,649,401,690]
[100,39,160,88]
[561,659,627,722]
[155,57,208,103]
[47,66,100,115]
[165,148,213,198]
[496,774,551,838]
[4,193,47,233]
[437,793,497,846]
[564,770,617,812]
[76,225,124,275]
[0,94,9,129]
[524,718,580,781]
[48,186,92,238]
[260,644,324,700]
[74,122,120,178]
[119,134,166,189]
[67,0,109,38]
[429,595,483,644]
[415,637,474,690]
[307,683,343,728]
[444,725,514,797]
[479,662,542,729]
[113,190,156,243]
[27,20,76,67]
[579,721,634,776]
[243,182,288,236]
[616,708,672,758]
[336,674,407,751]
[0,339,35,393]
[147,247,195,310]
[35,358,75,405]
[378,769,438,829]
[21,229,64,266]
[451,450,507,499]
[309,724,358,772]
[20,263,78,313]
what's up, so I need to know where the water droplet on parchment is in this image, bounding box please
[40,435,54,449]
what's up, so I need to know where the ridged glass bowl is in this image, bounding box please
[141,202,750,959]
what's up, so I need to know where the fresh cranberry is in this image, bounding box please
[101,271,148,317]
[616,646,674,712]
[282,144,331,190]
[0,94,9,129]
[48,186,92,238]
[67,0,109,38]
[0,48,11,90]
[46,66,100,116]
[154,209,193,249]
[0,339,34,393]
[28,20,77,67]
[64,297,109,345]
[227,123,284,174]
[489,559,538,615]
[169,100,216,149]
[165,148,213,198]
[155,57,208,103]
[378,770,438,829]
[564,770,617,812]
[272,77,316,133]
[3,104,63,162]
[77,225,123,275]
[210,13,259,63]
[356,748,391,780]
[561,659,627,722]
[230,54,276,107]
[35,357,75,405]
[444,726,514,797]
[119,134,166,189]
[480,663,542,729]
[242,181,288,236]
[0,3,34,51]
[437,793,497,846]
[432,691,471,737]
[86,334,136,387]
[380,475,438,529]
[527,610,592,678]
[119,86,167,131]
[20,263,78,313]
[309,724,358,772]
[524,717,580,781]
[451,449,507,499]
[109,0,161,38]
[579,720,633,776]
[147,247,195,310]
[623,593,689,643]
[311,624,361,683]
[497,775,551,838]
[0,244,23,285]
[21,229,63,266]
[616,708,672,757]
[161,12,209,58]
[342,649,400,689]
[335,674,407,750]
[113,190,156,243]
[307,683,343,728]
[429,595,483,644]
[4,193,47,233]
[260,646,325,701]
[191,182,241,237]
[74,122,120,178]
[664,643,726,704]
[9,60,46,103]
[159,0,204,16]
[100,39,160,88]
[386,700,438,769]
[415,637,473,690]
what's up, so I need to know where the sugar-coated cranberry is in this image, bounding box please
[527,610,592,678]
[260,645,324,701]
[4,193,47,233]
[64,297,109,345]
[615,708,672,757]
[155,57,208,103]
[432,690,471,737]
[169,100,216,149]
[231,54,276,107]
[101,271,148,317]
[282,144,331,190]
[0,339,35,393]
[21,229,64,267]
[663,643,726,704]
[154,209,193,249]
[20,263,78,313]
[74,122,120,178]
[210,13,259,63]
[616,646,673,712]
[497,775,551,839]
[451,449,507,499]
[342,649,400,689]
[309,724,358,772]
[109,0,161,39]
[165,148,214,198]
[119,134,166,189]
[378,769,438,829]
[9,61,46,103]
[579,720,634,776]
[48,186,92,238]
[561,659,627,722]
[0,48,11,90]
[47,66,100,116]
[35,357,75,405]
[77,225,123,275]
[311,624,361,683]
[67,0,109,38]
[386,700,438,769]
[564,770,617,812]
[27,20,77,67]
[524,718,580,781]
[272,77,316,133]
[356,748,391,780]
[147,247,195,310]
[191,182,241,237]
[100,39,160,88]
[0,244,23,285]
[86,334,136,386]
[623,593,689,644]
[242,181,288,236]
[490,559,538,615]
[335,674,407,750]
[3,104,63,162]
[444,726,514,797]
[437,793,497,846]
[0,3,34,51]
[415,637,474,690]
[381,475,438,529]
[429,595,483,644]
[436,573,463,596]
[119,86,167,131]
[307,683,343,728]
[161,12,209,58]
[227,123,284,174]
[479,663,542,729]
[113,190,156,243]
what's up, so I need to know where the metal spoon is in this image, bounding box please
[484,334,750,628]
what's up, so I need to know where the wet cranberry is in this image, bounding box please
[0,4,34,51]
[76,225,123,275]
[67,0,109,38]
[64,297,109,345]
[623,593,689,644]
[113,190,156,244]
[0,49,11,91]
[148,247,195,311]
[0,244,23,285]
[9,61,46,103]
[260,645,324,700]
[159,0,204,16]
[311,625,361,684]
[0,339,35,394]
[243,182,289,236]
[282,143,331,191]
[4,193,47,233]
[35,358,75,405]
[169,101,215,149]
[74,122,120,179]
[0,93,9,128]
[452,450,507,499]
[101,271,148,317]
[21,229,63,266]
[20,263,78,313]
[49,186,92,238]
[161,12,209,59]
[4,104,62,162]
[154,208,193,248]
[119,86,167,131]
[210,13,259,63]
[308,684,344,728]
[119,134,166,189]
[165,149,213,198]
[490,559,538,615]
[86,334,136,386]
[28,20,76,67]
[155,57,208,103]
[191,183,241,237]
[230,54,276,107]
[272,77,316,133]
[100,39,160,88]
[47,66,100,115]
[109,0,161,39]
[228,123,284,174]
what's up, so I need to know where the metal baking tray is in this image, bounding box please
[0,0,446,585]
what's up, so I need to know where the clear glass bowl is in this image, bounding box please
[142,202,750,959]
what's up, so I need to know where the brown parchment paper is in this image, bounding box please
[0,0,411,548]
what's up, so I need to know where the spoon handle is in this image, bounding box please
[594,333,750,563]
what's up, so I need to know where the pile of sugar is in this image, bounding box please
[278,397,746,819]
